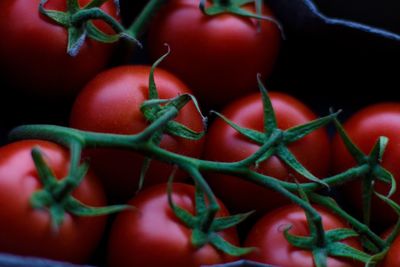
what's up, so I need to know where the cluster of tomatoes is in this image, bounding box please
[1,0,400,267]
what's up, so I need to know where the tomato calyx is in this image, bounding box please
[39,0,139,56]
[199,0,284,37]
[283,189,371,267]
[212,75,336,188]
[333,118,396,227]
[28,145,131,231]
[167,181,254,256]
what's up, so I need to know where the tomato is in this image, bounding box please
[381,227,400,267]
[0,0,118,97]
[147,0,281,108]
[107,183,239,267]
[0,140,107,263]
[332,103,400,229]
[203,92,331,215]
[244,204,363,267]
[70,65,205,202]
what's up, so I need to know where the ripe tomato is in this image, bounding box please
[203,92,331,215]
[0,0,118,96]
[147,0,281,108]
[244,204,363,267]
[381,227,400,266]
[107,183,239,267]
[70,65,205,202]
[332,103,400,228]
[0,140,107,263]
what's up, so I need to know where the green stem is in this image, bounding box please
[309,193,385,250]
[127,0,167,37]
[234,129,281,167]
[362,175,374,227]
[72,8,124,33]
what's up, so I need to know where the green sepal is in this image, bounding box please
[141,49,206,142]
[148,45,171,100]
[369,136,388,164]
[50,204,65,232]
[211,111,265,143]
[283,226,315,249]
[31,147,58,189]
[326,242,371,263]
[254,148,276,168]
[283,111,340,143]
[312,249,328,267]
[209,233,254,256]
[373,166,396,198]
[30,191,53,209]
[199,0,284,37]
[167,181,197,228]
[165,120,205,141]
[39,0,70,26]
[375,192,400,215]
[366,248,389,267]
[325,228,359,243]
[276,145,329,187]
[195,184,207,217]
[84,0,109,9]
[86,22,120,43]
[137,157,152,193]
[333,117,366,164]
[191,228,209,248]
[67,0,80,12]
[65,197,132,216]
[142,95,205,141]
[67,26,87,56]
[210,211,254,232]
[257,74,278,134]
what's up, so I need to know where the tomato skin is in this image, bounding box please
[107,183,239,267]
[148,0,281,108]
[203,92,331,215]
[0,140,107,263]
[244,205,363,267]
[70,66,205,201]
[332,103,400,228]
[0,0,117,96]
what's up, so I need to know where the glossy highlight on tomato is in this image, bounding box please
[148,0,281,108]
[0,140,107,263]
[70,65,205,201]
[244,205,363,267]
[203,92,331,215]
[0,0,118,96]
[107,183,239,267]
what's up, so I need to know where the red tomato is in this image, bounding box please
[0,0,118,96]
[381,227,400,266]
[203,92,331,215]
[148,0,281,108]
[332,103,400,228]
[244,204,363,267]
[107,183,239,267]
[0,140,107,263]
[70,65,205,201]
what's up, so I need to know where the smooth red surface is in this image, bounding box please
[0,0,117,96]
[70,66,205,201]
[0,140,107,263]
[107,183,239,267]
[148,0,281,107]
[203,92,331,215]
[245,205,363,267]
[332,103,400,228]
